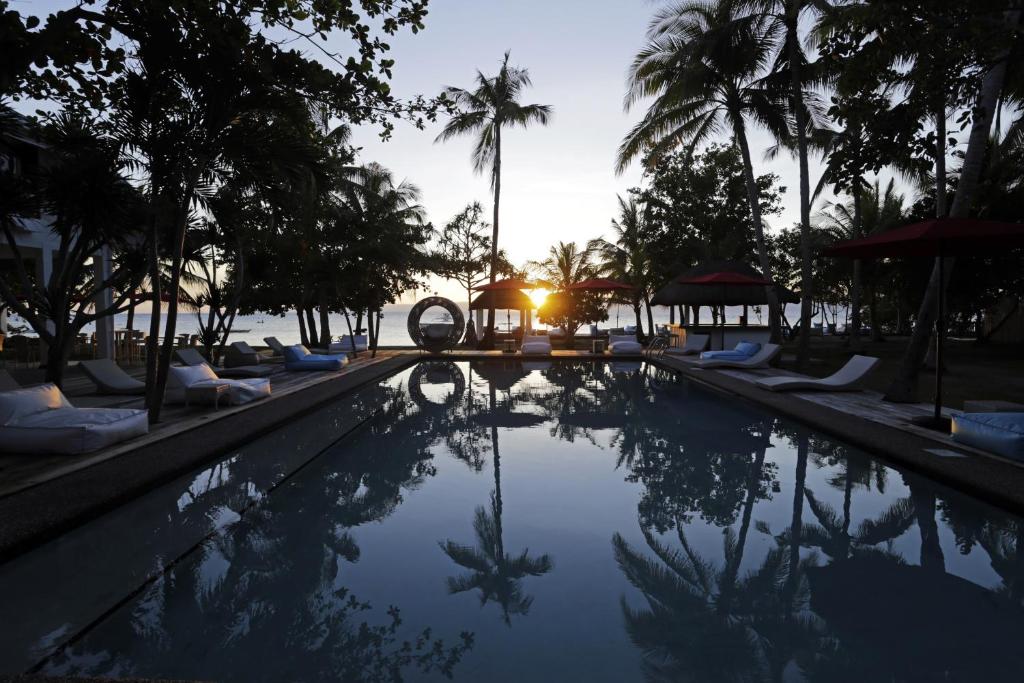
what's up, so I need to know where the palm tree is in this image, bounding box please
[436,52,552,348]
[743,0,831,365]
[618,1,789,341]
[815,179,906,341]
[589,196,655,340]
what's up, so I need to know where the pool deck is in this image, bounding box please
[654,354,1024,515]
[3,347,1024,564]
[0,352,417,562]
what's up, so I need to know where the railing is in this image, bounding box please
[644,336,670,359]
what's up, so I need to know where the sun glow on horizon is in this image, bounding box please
[529,288,550,308]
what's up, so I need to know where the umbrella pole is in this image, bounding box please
[935,251,945,424]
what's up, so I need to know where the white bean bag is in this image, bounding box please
[608,334,642,355]
[520,335,552,355]
[166,364,271,406]
[0,383,148,455]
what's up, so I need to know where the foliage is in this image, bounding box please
[532,242,607,336]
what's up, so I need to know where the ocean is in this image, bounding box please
[7,302,812,347]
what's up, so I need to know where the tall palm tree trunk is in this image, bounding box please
[885,12,1018,401]
[789,22,814,368]
[849,185,864,352]
[483,130,501,350]
[732,118,782,342]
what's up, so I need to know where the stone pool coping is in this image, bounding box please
[653,356,1024,516]
[0,354,417,564]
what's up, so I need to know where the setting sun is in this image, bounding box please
[529,288,551,308]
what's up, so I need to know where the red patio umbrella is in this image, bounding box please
[823,217,1024,427]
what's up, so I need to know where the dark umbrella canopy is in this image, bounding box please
[822,218,1024,258]
[469,289,535,311]
[678,272,772,285]
[652,261,798,306]
[823,217,1024,426]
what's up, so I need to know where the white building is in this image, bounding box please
[0,118,115,360]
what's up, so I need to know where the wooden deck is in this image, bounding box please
[684,362,971,452]
[0,352,404,499]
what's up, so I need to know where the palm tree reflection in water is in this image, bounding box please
[440,362,554,625]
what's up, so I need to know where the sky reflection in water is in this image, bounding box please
[27,361,1024,681]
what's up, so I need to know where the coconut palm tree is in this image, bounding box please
[741,0,832,365]
[589,196,656,340]
[436,52,552,348]
[815,179,907,341]
[617,0,789,341]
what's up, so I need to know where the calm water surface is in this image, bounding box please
[3,360,1024,681]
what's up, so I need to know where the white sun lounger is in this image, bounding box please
[691,343,782,369]
[80,359,147,396]
[608,334,643,355]
[165,364,271,406]
[0,383,148,454]
[520,335,552,355]
[664,334,710,356]
[755,355,880,392]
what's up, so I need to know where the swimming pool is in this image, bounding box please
[2,360,1023,681]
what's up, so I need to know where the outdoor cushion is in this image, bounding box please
[80,359,146,396]
[0,383,69,426]
[734,341,762,356]
[700,350,750,360]
[0,384,148,454]
[283,345,345,371]
[952,412,1024,461]
[264,336,286,356]
[330,335,369,353]
[1,407,149,454]
[166,364,271,405]
[608,334,642,355]
[521,335,552,355]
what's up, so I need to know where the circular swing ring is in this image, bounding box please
[407,297,465,352]
[407,361,467,409]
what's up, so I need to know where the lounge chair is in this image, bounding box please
[0,383,148,454]
[664,333,710,356]
[691,343,782,369]
[264,336,286,357]
[0,369,20,392]
[165,363,271,406]
[79,359,146,396]
[283,345,347,371]
[224,341,265,367]
[608,334,643,355]
[754,355,881,392]
[175,347,272,379]
[520,334,552,356]
[952,412,1024,460]
[329,335,369,354]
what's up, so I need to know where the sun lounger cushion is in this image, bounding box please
[329,335,369,353]
[701,341,760,361]
[608,334,642,355]
[80,359,146,395]
[521,335,552,355]
[952,412,1024,461]
[264,337,286,356]
[166,364,272,406]
[0,384,148,454]
[283,345,345,371]
[225,342,261,367]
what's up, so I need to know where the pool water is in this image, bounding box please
[3,360,1024,681]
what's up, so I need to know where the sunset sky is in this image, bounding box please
[21,0,829,303]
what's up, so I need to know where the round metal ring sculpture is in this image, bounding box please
[407,296,465,352]
[408,361,467,409]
